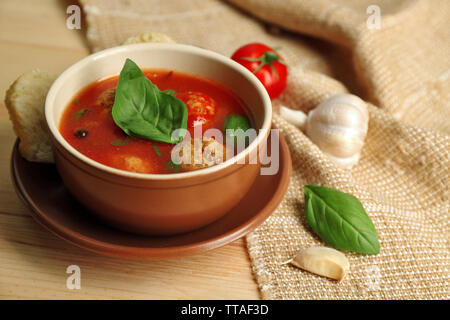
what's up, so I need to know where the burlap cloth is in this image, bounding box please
[79,0,449,299]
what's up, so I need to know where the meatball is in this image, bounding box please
[177,137,229,171]
[97,88,116,108]
[111,155,151,173]
[176,91,217,128]
[123,156,149,173]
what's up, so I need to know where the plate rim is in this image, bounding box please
[10,131,291,260]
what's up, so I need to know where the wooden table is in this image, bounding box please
[0,0,259,299]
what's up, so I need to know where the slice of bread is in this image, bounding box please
[122,32,175,45]
[4,69,57,163]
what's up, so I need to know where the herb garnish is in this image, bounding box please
[74,108,90,119]
[153,144,162,157]
[110,138,129,146]
[304,185,380,255]
[111,59,187,144]
[162,70,173,79]
[167,159,181,172]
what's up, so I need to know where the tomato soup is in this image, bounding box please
[59,69,251,174]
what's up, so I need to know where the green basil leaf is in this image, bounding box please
[224,114,251,146]
[112,59,188,144]
[224,114,250,131]
[304,185,380,255]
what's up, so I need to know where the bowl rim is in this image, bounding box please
[45,43,272,181]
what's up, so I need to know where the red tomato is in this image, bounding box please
[231,43,287,100]
[176,91,217,128]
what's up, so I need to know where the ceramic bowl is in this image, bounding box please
[45,43,272,235]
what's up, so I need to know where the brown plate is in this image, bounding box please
[10,131,291,260]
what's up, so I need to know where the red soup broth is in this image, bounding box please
[59,69,251,174]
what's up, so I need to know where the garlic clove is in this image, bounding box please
[290,246,350,281]
[279,106,308,130]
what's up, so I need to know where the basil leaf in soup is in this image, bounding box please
[112,59,188,144]
[224,114,251,146]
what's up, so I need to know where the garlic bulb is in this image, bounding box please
[280,93,369,169]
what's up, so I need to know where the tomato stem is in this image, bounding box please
[239,50,283,79]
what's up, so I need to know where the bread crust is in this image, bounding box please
[4,69,57,163]
[122,32,175,45]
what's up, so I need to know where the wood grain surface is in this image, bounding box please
[0,0,260,299]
